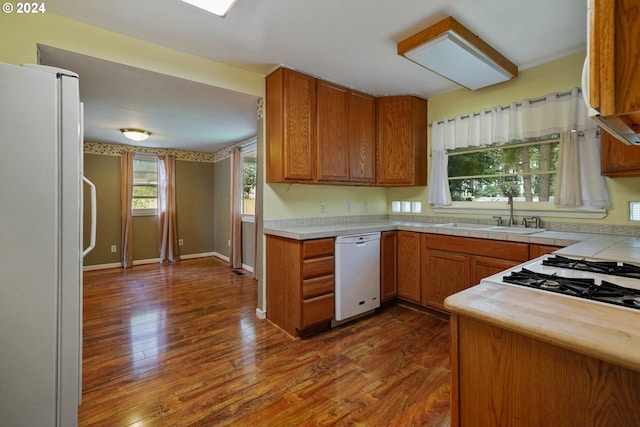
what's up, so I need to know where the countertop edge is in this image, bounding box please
[263,221,590,245]
[444,282,640,373]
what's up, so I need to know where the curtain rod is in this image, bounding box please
[428,89,579,127]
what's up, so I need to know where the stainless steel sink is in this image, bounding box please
[486,226,545,235]
[432,223,545,235]
[432,222,489,229]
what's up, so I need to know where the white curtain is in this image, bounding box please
[555,128,609,208]
[429,87,608,207]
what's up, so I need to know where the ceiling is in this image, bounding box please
[44,0,587,153]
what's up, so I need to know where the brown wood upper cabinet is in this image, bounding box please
[588,0,640,117]
[316,80,376,184]
[266,67,376,185]
[376,96,428,186]
[600,129,640,177]
[266,68,316,183]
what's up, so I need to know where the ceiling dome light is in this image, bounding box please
[120,128,151,142]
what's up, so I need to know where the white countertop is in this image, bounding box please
[264,219,592,246]
[555,234,640,263]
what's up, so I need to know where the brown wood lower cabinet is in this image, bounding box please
[397,231,422,303]
[266,235,334,337]
[471,256,520,284]
[529,243,563,258]
[422,249,471,311]
[380,231,398,303]
[450,315,640,427]
[422,235,529,312]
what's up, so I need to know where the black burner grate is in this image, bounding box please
[542,255,640,279]
[502,268,640,311]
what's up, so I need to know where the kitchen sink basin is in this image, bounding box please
[432,223,545,235]
[486,226,545,235]
[432,222,490,229]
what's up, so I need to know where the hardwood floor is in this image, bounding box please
[80,257,451,426]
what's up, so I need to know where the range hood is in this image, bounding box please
[397,16,518,90]
[582,57,640,145]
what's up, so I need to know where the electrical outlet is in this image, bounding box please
[110,245,117,253]
[320,202,326,213]
[364,201,369,212]
[346,201,352,212]
[179,239,184,246]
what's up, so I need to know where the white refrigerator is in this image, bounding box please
[0,62,96,426]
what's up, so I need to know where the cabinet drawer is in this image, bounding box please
[425,234,528,262]
[301,293,334,328]
[302,238,334,259]
[302,275,334,299]
[302,256,334,279]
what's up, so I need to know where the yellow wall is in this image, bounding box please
[388,51,640,226]
[264,184,387,220]
[0,12,264,97]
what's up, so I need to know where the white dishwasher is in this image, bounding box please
[334,232,381,322]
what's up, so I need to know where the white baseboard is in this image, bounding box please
[83,262,121,271]
[180,252,216,260]
[255,308,266,320]
[83,252,219,271]
[133,258,161,266]
[242,263,254,273]
[213,252,230,262]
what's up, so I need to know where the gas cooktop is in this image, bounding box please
[496,255,640,311]
[502,267,640,311]
[541,255,640,279]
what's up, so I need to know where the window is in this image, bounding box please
[132,153,158,216]
[242,146,257,216]
[447,136,559,204]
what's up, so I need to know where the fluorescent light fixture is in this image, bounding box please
[181,0,237,17]
[398,16,517,90]
[120,128,151,142]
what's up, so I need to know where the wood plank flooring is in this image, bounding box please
[80,256,451,426]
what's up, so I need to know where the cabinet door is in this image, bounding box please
[376,96,427,186]
[377,97,413,185]
[284,70,316,181]
[397,231,421,303]
[423,249,471,312]
[316,80,349,182]
[266,68,316,183]
[380,231,398,303]
[589,0,640,116]
[471,256,519,285]
[348,90,376,183]
[600,130,640,177]
[529,244,563,259]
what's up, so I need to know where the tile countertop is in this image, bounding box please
[445,234,640,373]
[263,220,592,247]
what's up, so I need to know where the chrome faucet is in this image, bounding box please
[507,194,516,226]
[523,216,541,229]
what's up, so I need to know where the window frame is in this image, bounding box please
[241,143,257,220]
[131,153,158,217]
[447,136,559,204]
[434,135,607,219]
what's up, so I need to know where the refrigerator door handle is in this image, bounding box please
[82,176,96,258]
